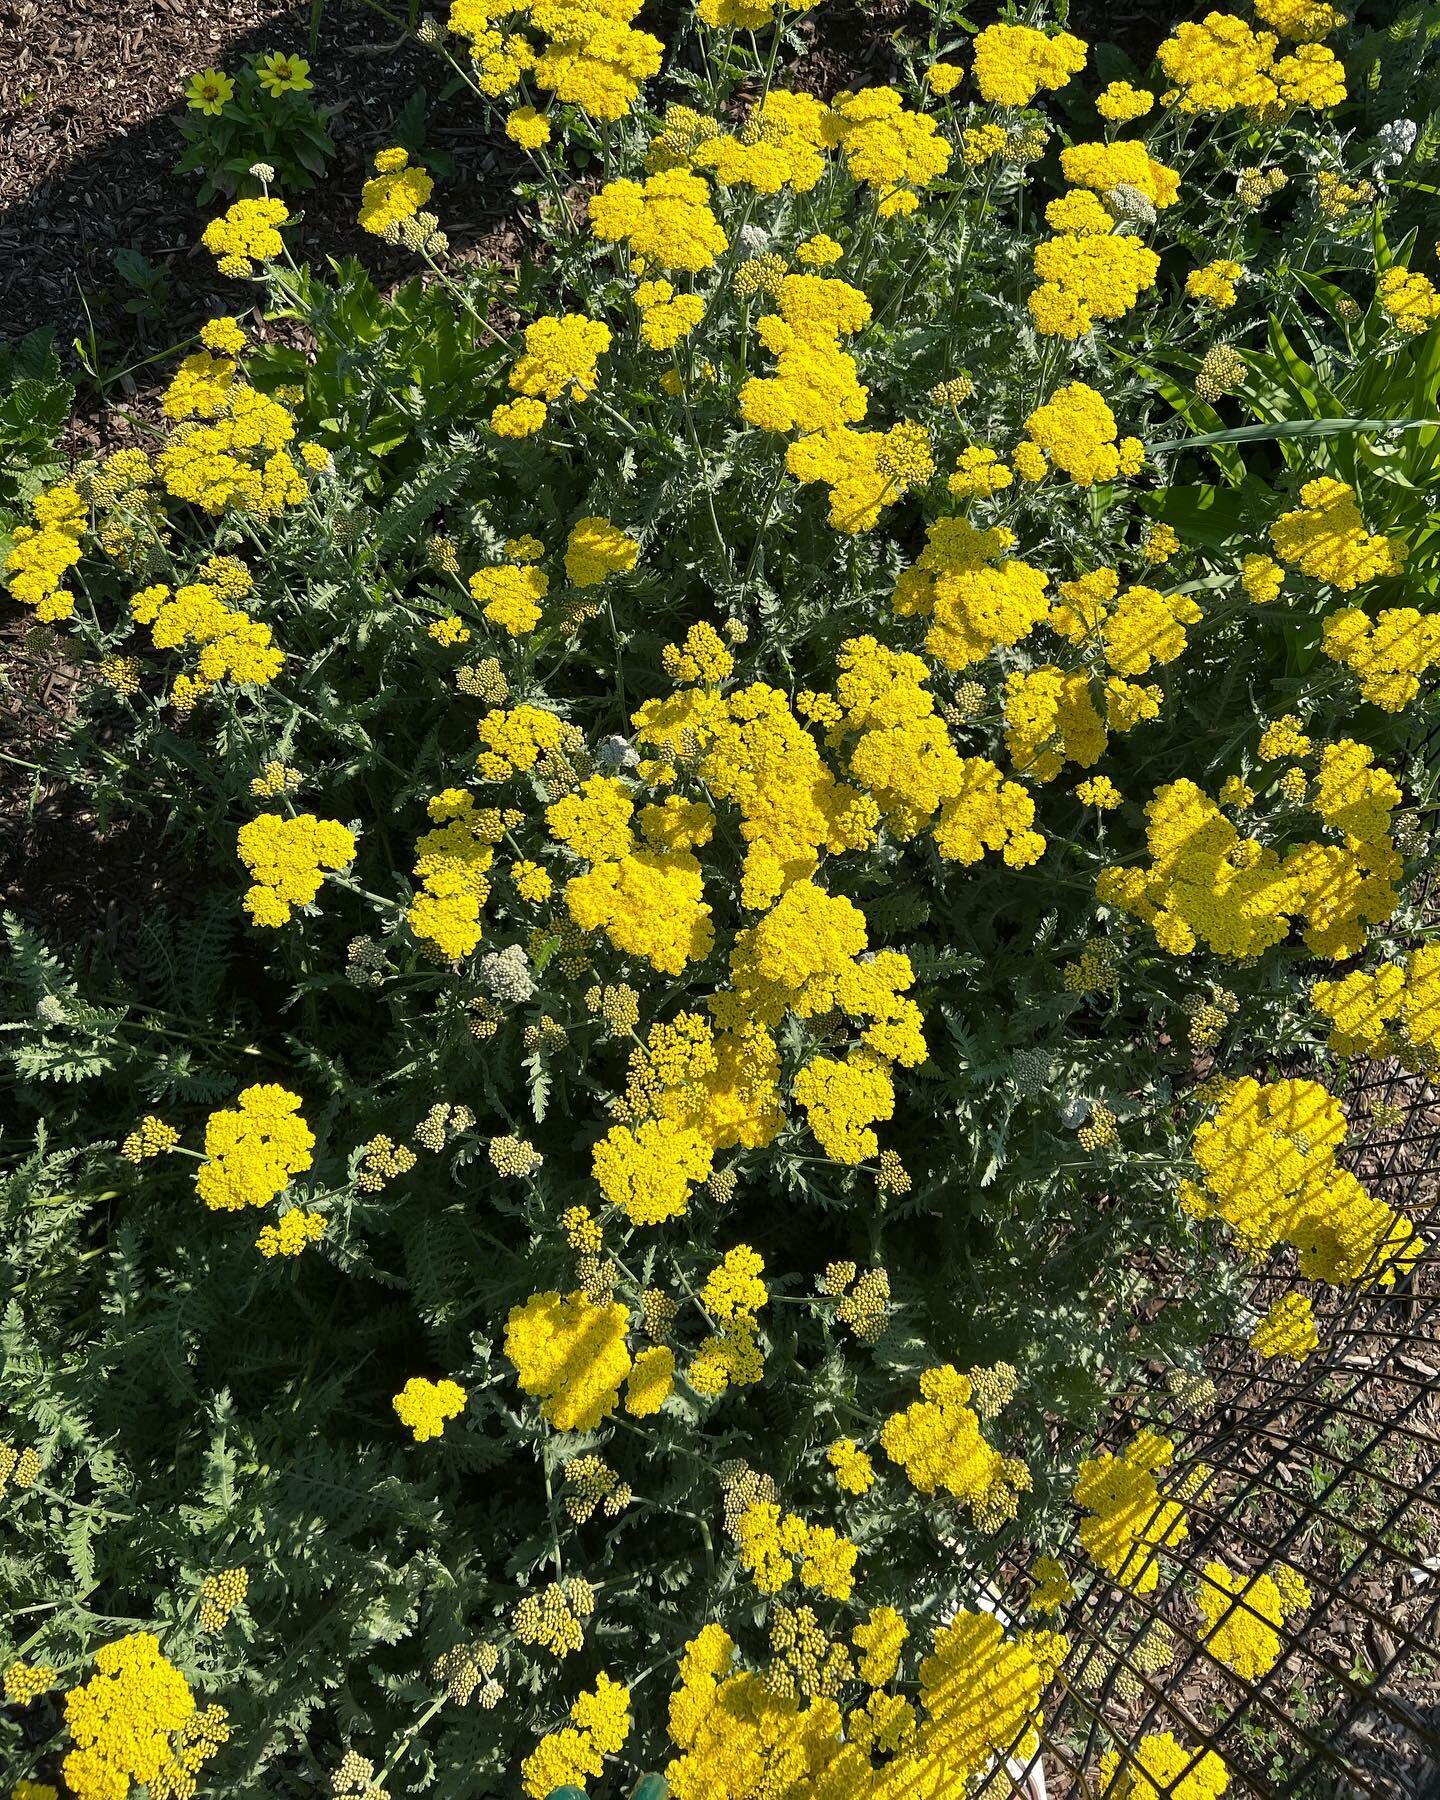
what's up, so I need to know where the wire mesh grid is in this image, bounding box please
[961,1048,1440,1798]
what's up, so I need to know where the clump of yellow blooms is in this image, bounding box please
[1185,1077,1423,1286]
[469,558,549,635]
[881,1364,1029,1529]
[734,1498,858,1599]
[506,313,612,422]
[1157,12,1345,113]
[1024,381,1145,486]
[120,1115,180,1162]
[564,514,639,586]
[195,1084,314,1212]
[1187,258,1244,308]
[198,1567,249,1631]
[201,196,289,276]
[1099,1731,1230,1799]
[829,86,951,216]
[519,1671,630,1798]
[1320,605,1440,710]
[827,1437,876,1494]
[407,787,506,958]
[1311,943,1440,1065]
[1073,1430,1197,1593]
[1269,478,1405,590]
[1377,265,1440,334]
[12,9,1440,1792]
[633,277,705,349]
[504,1289,632,1429]
[4,481,87,621]
[255,1207,327,1258]
[512,1576,596,1659]
[63,1633,228,1800]
[236,813,356,926]
[1195,1559,1312,1678]
[590,166,728,270]
[1249,1291,1320,1362]
[131,578,285,707]
[4,1661,56,1704]
[358,146,434,237]
[392,1376,468,1441]
[971,22,1088,105]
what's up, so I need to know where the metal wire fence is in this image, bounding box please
[966,1049,1440,1798]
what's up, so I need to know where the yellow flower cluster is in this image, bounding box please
[566,845,713,972]
[829,633,1045,869]
[195,1084,314,1212]
[634,277,705,349]
[513,1577,595,1659]
[120,1115,180,1162]
[1030,189,1161,338]
[972,22,1088,104]
[236,812,355,926]
[565,514,639,586]
[828,1437,876,1494]
[592,1116,716,1224]
[1096,79,1154,121]
[407,789,506,958]
[255,1207,327,1258]
[1099,1731,1230,1800]
[1072,1429,1194,1593]
[520,1671,631,1799]
[1186,1077,1423,1285]
[739,273,871,435]
[504,1289,633,1429]
[662,1608,1062,1799]
[1270,478,1405,590]
[392,1375,468,1441]
[201,196,289,276]
[156,373,307,519]
[1157,12,1345,114]
[132,577,285,708]
[1320,605,1440,710]
[1378,266,1440,334]
[476,702,580,779]
[447,0,661,119]
[793,1052,896,1164]
[734,1499,858,1599]
[469,557,549,635]
[828,86,950,217]
[198,1566,249,1632]
[1096,774,1399,961]
[4,1661,56,1705]
[688,92,834,195]
[1024,381,1144,486]
[1249,1290,1319,1362]
[1061,138,1180,209]
[5,481,86,620]
[1187,257,1243,307]
[590,166,728,270]
[63,1633,226,1800]
[505,313,612,429]
[358,145,434,236]
[1311,943,1440,1064]
[634,676,873,908]
[1196,1559,1311,1678]
[880,1364,1027,1529]
[895,514,1049,669]
[625,1343,676,1414]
